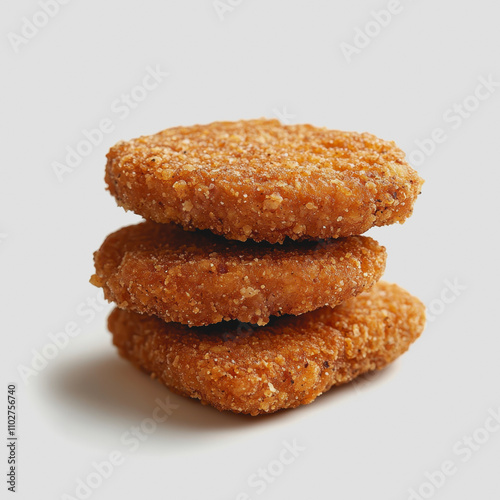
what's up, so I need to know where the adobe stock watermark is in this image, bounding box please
[17,290,109,385]
[340,0,404,64]
[51,65,169,183]
[234,439,305,499]
[61,396,179,500]
[213,0,244,21]
[351,369,380,395]
[408,74,499,168]
[272,106,296,125]
[7,0,73,54]
[407,404,500,500]
[220,321,256,342]
[426,278,467,323]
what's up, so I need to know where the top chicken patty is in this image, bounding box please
[105,119,423,243]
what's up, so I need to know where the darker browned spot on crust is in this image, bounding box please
[105,119,423,243]
[108,282,426,415]
[91,220,387,326]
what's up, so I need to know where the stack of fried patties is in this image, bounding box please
[91,119,426,416]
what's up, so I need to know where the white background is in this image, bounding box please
[2,1,500,499]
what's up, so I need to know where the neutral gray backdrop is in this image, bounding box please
[2,1,499,499]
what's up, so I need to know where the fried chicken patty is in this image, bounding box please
[105,119,423,243]
[108,282,425,415]
[91,221,387,326]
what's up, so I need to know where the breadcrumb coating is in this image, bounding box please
[108,282,425,415]
[105,119,423,243]
[91,221,386,326]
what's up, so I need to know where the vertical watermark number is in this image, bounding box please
[6,384,17,493]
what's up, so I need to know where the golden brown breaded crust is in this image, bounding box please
[109,282,425,415]
[91,221,386,326]
[105,119,423,243]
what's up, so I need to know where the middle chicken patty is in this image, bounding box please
[91,220,387,326]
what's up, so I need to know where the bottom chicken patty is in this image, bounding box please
[109,282,425,416]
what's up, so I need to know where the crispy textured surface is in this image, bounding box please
[109,282,425,415]
[105,119,423,243]
[91,221,386,326]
